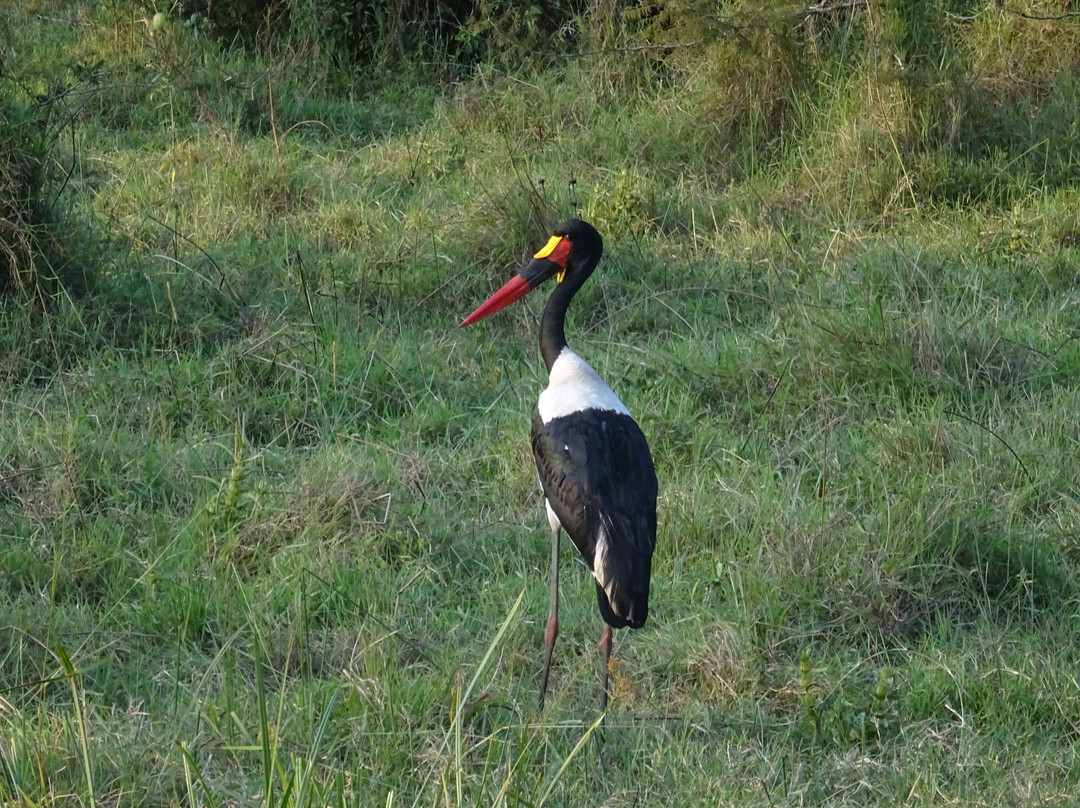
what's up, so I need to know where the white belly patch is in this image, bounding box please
[537,348,630,423]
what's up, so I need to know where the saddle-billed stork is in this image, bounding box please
[461,219,657,708]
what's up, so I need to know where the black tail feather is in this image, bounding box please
[595,576,649,629]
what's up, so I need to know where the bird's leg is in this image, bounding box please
[599,624,613,710]
[539,523,560,707]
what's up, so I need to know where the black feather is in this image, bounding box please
[531,407,657,628]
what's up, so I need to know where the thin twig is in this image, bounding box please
[578,0,1076,64]
[577,40,701,57]
[740,361,791,455]
[147,214,244,307]
[576,2,870,58]
[944,409,1034,486]
[295,249,317,329]
[995,0,1080,20]
[0,462,63,491]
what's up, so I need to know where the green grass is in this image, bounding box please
[4,1,1080,805]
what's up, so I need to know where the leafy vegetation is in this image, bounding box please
[3,1,1080,805]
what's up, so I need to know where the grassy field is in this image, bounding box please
[3,1,1080,805]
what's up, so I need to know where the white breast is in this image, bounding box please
[537,348,630,423]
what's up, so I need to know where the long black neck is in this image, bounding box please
[539,273,586,372]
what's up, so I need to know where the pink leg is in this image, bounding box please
[600,624,613,710]
[539,526,560,707]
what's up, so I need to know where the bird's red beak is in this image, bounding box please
[460,235,571,327]
[459,274,532,326]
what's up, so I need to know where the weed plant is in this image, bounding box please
[3,1,1080,805]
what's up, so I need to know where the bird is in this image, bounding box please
[460,218,657,708]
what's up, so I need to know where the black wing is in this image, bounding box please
[531,407,657,628]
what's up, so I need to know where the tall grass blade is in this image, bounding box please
[176,741,220,808]
[411,588,525,808]
[254,633,273,808]
[293,685,340,808]
[57,645,95,808]
[535,710,607,808]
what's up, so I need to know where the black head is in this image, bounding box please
[548,218,603,283]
